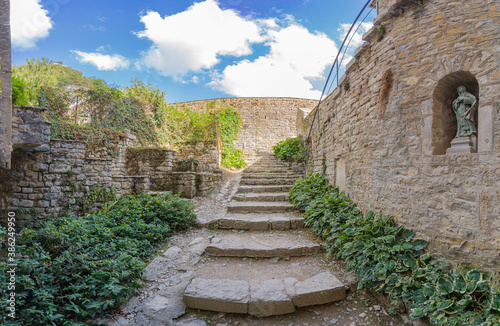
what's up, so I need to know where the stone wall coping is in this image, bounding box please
[169,97,318,106]
[51,139,87,144]
[13,105,48,112]
[112,175,149,179]
[84,157,114,161]
[374,0,422,25]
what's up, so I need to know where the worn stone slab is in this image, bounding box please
[205,213,304,231]
[227,201,294,213]
[205,234,320,258]
[237,185,293,193]
[184,278,249,313]
[244,167,292,173]
[217,215,270,231]
[241,173,302,179]
[233,192,289,202]
[240,178,299,186]
[271,215,295,230]
[292,272,346,307]
[249,279,295,317]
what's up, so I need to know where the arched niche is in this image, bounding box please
[431,71,479,155]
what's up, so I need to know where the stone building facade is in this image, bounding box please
[302,0,500,270]
[171,98,317,157]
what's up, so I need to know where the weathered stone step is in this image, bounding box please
[198,213,304,231]
[233,192,288,202]
[237,185,293,193]
[205,232,320,258]
[241,173,302,179]
[240,178,298,186]
[227,201,293,213]
[244,167,292,173]
[184,272,345,317]
[246,162,290,168]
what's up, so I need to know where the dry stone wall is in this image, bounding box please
[171,98,317,156]
[1,122,222,222]
[302,0,500,271]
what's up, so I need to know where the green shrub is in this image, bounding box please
[288,173,331,210]
[12,77,30,106]
[0,192,195,325]
[273,136,306,162]
[289,174,500,326]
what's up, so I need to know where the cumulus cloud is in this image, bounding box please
[11,0,54,50]
[136,0,262,76]
[211,25,337,99]
[338,22,373,50]
[73,51,130,71]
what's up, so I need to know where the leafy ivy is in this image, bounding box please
[215,104,246,169]
[289,173,500,326]
[0,192,195,325]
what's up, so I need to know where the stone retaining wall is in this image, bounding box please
[171,98,318,156]
[302,0,500,270]
[1,132,222,222]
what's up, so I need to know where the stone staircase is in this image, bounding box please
[183,153,346,317]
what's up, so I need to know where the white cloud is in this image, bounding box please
[73,51,130,71]
[211,25,337,99]
[11,0,54,50]
[338,22,373,50]
[136,0,262,76]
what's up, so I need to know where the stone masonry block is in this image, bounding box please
[184,278,249,314]
[292,272,346,307]
[249,279,295,317]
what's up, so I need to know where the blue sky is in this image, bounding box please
[11,0,376,103]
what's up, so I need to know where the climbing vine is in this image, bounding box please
[215,105,246,169]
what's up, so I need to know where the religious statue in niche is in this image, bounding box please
[452,86,477,137]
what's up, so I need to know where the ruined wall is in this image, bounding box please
[171,98,317,156]
[125,142,221,198]
[0,0,12,169]
[1,124,222,221]
[303,0,500,270]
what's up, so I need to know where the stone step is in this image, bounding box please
[247,161,291,168]
[198,213,304,231]
[251,159,284,163]
[184,272,345,317]
[244,168,292,173]
[227,201,293,214]
[241,173,302,179]
[240,178,298,186]
[233,192,288,202]
[237,185,293,193]
[205,232,320,258]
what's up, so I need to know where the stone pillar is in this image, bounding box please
[0,0,12,170]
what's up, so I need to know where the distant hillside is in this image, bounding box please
[12,57,105,91]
